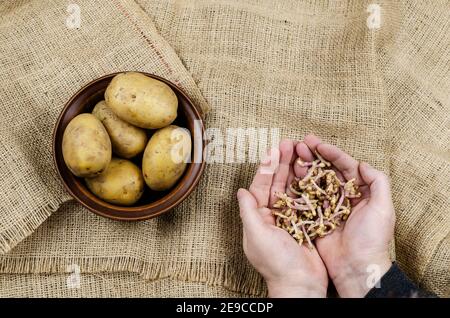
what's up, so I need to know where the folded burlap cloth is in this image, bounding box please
[0,0,448,297]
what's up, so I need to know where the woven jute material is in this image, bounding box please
[0,0,448,297]
[0,0,208,252]
[0,273,252,298]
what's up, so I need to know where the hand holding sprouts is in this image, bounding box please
[272,151,361,249]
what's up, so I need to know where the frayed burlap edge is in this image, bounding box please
[0,257,267,296]
[0,196,71,255]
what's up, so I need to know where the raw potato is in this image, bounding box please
[62,113,111,177]
[105,72,178,129]
[142,125,191,191]
[85,158,144,206]
[92,100,147,158]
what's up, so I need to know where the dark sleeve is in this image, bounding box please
[365,263,438,298]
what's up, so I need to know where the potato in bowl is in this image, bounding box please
[105,72,178,129]
[53,72,205,220]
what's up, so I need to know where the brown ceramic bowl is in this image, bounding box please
[53,72,205,221]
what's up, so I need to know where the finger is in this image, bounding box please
[269,139,294,206]
[290,141,299,165]
[237,188,264,228]
[249,148,279,207]
[292,140,299,152]
[300,135,347,182]
[358,185,370,198]
[334,168,345,184]
[285,166,296,197]
[303,134,322,153]
[287,141,299,194]
[315,143,364,185]
[351,197,370,215]
[297,134,322,177]
[260,207,276,226]
[349,184,370,205]
[359,162,392,204]
[294,141,315,178]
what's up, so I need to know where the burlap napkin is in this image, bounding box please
[0,0,448,297]
[0,0,208,254]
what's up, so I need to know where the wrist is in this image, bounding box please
[331,253,391,298]
[266,277,327,298]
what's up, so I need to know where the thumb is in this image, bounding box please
[237,188,263,228]
[359,162,392,205]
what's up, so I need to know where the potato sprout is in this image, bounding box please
[272,151,361,248]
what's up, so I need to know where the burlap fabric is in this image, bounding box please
[0,0,208,252]
[0,273,252,298]
[0,0,448,297]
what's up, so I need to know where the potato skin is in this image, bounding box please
[104,72,178,129]
[85,158,144,206]
[142,125,191,191]
[92,100,147,159]
[62,113,111,177]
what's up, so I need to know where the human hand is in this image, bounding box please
[237,140,328,298]
[295,134,395,297]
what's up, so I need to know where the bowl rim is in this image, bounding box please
[52,71,206,221]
